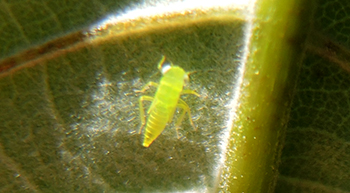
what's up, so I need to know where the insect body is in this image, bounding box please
[138,56,200,147]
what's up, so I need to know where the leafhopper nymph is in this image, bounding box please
[137,56,200,147]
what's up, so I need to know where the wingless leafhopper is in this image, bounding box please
[137,56,200,147]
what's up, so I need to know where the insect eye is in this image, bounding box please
[161,64,171,74]
[184,74,189,82]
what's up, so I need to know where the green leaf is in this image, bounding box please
[0,1,244,192]
[218,0,314,192]
[1,0,349,192]
[0,0,132,59]
[276,0,350,192]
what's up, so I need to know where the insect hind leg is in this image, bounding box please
[138,95,154,134]
[174,98,197,138]
[181,89,200,97]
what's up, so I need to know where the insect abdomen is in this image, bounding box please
[143,104,170,147]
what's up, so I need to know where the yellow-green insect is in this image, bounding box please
[138,56,200,147]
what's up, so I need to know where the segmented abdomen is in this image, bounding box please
[143,80,182,147]
[143,104,170,147]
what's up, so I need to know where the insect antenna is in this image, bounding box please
[187,70,199,76]
[158,55,174,74]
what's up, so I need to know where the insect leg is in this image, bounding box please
[135,82,159,93]
[174,98,196,138]
[181,89,201,97]
[138,95,154,134]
